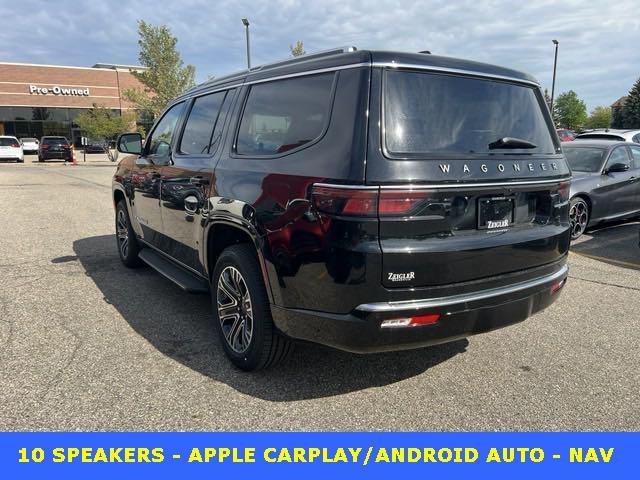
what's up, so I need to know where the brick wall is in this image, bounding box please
[0,63,145,110]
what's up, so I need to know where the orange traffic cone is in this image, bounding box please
[72,146,77,166]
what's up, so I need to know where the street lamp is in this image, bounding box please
[242,18,251,69]
[550,39,559,115]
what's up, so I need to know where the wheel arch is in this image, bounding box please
[571,193,592,221]
[204,220,275,303]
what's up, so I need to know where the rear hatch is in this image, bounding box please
[368,67,571,288]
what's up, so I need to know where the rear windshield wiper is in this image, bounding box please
[488,137,537,150]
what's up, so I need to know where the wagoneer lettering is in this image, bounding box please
[112,47,570,371]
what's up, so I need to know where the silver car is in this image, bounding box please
[575,129,640,143]
[564,140,640,239]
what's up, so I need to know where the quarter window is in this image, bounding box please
[179,91,227,155]
[605,147,630,169]
[236,73,334,156]
[629,146,640,169]
[147,102,185,157]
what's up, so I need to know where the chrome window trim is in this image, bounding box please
[314,177,571,191]
[357,264,569,313]
[243,62,370,86]
[373,62,540,87]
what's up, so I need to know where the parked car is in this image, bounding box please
[113,48,570,370]
[0,136,24,162]
[575,129,640,143]
[84,140,107,154]
[556,129,575,142]
[38,136,72,162]
[20,137,39,154]
[563,140,640,239]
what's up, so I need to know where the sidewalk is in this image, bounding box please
[25,153,119,166]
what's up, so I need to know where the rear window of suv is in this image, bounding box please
[383,70,556,156]
[42,138,68,145]
[0,138,18,146]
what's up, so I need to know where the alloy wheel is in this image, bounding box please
[217,266,253,353]
[569,199,589,239]
[116,209,129,258]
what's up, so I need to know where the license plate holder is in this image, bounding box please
[478,196,514,230]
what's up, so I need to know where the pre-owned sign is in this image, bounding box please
[29,85,90,96]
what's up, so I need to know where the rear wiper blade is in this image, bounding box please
[488,137,537,150]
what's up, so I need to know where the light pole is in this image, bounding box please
[550,39,559,115]
[242,18,251,69]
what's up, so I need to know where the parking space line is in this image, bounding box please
[570,251,640,270]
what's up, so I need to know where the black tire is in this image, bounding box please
[569,197,589,240]
[38,156,44,162]
[211,244,292,371]
[115,200,142,268]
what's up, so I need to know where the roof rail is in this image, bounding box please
[249,46,358,73]
[185,46,358,95]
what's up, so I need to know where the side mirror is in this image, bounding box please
[117,133,142,155]
[605,163,629,174]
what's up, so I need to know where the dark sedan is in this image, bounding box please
[564,140,640,239]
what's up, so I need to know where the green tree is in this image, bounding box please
[611,107,626,128]
[554,90,588,130]
[585,106,612,129]
[289,40,306,57]
[543,88,552,112]
[123,20,196,119]
[623,77,640,128]
[75,104,137,161]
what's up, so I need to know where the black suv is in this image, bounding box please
[39,136,73,162]
[113,48,570,370]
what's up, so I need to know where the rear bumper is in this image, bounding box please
[41,151,72,160]
[271,263,567,353]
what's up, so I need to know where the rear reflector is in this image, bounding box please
[551,279,566,294]
[381,313,440,328]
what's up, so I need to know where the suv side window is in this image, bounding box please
[179,91,227,155]
[629,145,640,169]
[605,146,631,170]
[146,102,185,158]
[236,72,335,156]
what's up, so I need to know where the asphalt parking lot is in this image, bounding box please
[1,157,639,431]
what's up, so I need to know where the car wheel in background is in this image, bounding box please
[115,200,142,268]
[570,197,589,240]
[211,244,292,371]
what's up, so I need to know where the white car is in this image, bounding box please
[20,137,39,154]
[575,129,640,143]
[0,136,24,163]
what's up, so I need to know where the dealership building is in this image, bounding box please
[0,61,147,144]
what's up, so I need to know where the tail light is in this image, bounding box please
[41,144,49,149]
[557,181,570,203]
[61,144,70,148]
[378,189,434,216]
[311,186,378,216]
[11,142,20,148]
[311,185,434,217]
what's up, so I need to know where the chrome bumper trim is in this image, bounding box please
[356,264,569,313]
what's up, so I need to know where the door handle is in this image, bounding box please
[190,176,210,186]
[184,195,199,215]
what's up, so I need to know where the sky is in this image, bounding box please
[0,0,638,111]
